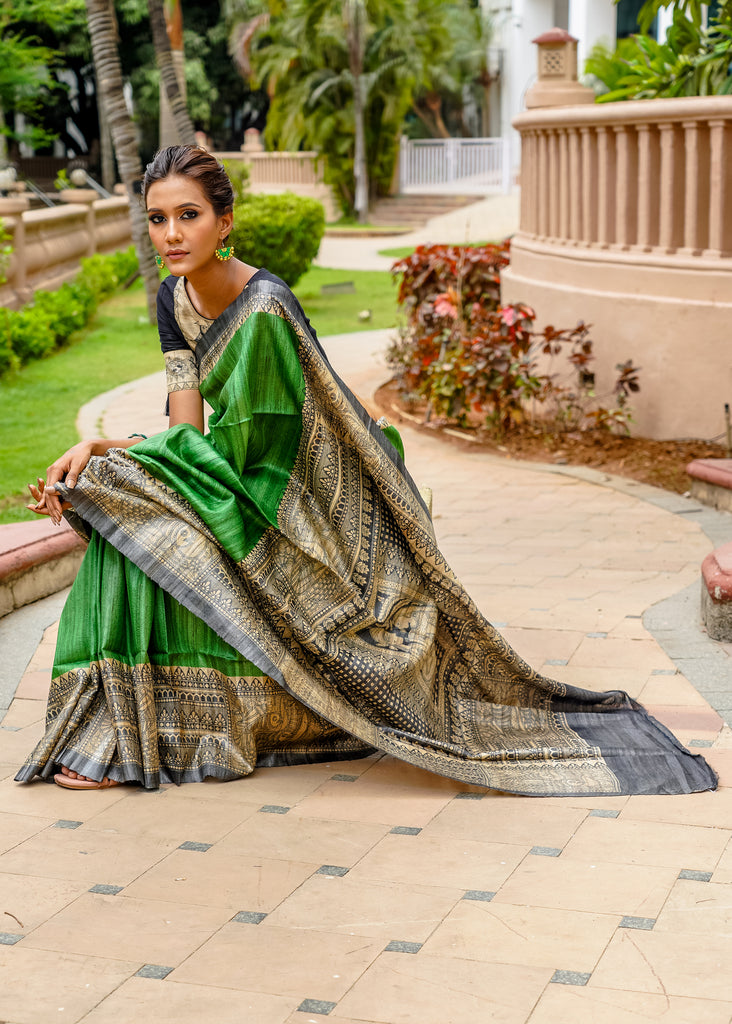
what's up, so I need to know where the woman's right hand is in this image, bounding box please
[27,440,95,525]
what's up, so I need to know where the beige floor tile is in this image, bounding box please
[358,756,475,795]
[217,812,388,866]
[591,930,732,1001]
[562,816,730,870]
[637,674,711,708]
[23,891,233,965]
[171,921,382,1001]
[348,831,526,891]
[0,824,176,885]
[568,637,676,672]
[81,789,260,844]
[0,810,55,854]
[293,778,454,828]
[80,977,297,1024]
[426,793,588,848]
[0,763,18,781]
[284,1016,380,1024]
[544,664,650,698]
[528,985,732,1024]
[622,787,732,829]
[124,847,318,910]
[0,721,44,763]
[712,838,732,883]
[265,873,461,941]
[13,671,51,701]
[421,899,618,972]
[162,764,334,807]
[0,946,137,1023]
[704,748,732,788]
[493,856,676,917]
[0,775,129,818]
[655,879,732,936]
[0,872,85,934]
[336,951,553,1024]
[499,627,584,671]
[0,699,46,729]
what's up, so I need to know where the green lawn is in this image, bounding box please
[0,267,398,523]
[378,240,493,259]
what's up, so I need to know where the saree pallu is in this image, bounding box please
[17,277,717,795]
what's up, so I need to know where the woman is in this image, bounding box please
[17,145,716,797]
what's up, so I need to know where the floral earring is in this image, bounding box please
[215,242,234,262]
[154,254,164,268]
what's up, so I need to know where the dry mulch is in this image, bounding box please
[375,380,728,495]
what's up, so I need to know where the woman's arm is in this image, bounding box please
[168,388,204,432]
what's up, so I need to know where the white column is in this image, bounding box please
[569,0,617,76]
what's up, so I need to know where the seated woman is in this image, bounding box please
[16,145,716,798]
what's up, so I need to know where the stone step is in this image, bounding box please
[686,458,732,513]
[0,519,83,618]
[370,194,478,227]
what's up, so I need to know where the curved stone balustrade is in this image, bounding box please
[502,96,732,440]
[0,195,132,308]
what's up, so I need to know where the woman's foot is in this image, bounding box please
[54,765,120,790]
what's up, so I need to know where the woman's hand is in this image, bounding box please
[27,440,95,525]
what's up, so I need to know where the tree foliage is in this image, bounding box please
[228,0,492,218]
[588,1,732,101]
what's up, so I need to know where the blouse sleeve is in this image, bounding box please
[157,278,200,394]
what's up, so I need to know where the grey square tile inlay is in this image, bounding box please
[688,739,713,748]
[390,826,421,835]
[53,820,83,830]
[178,841,212,852]
[233,910,267,924]
[651,669,677,676]
[678,869,713,882]
[545,659,569,666]
[586,632,608,639]
[135,964,173,980]
[297,999,337,1015]
[463,890,496,902]
[259,804,290,814]
[454,792,483,800]
[331,774,358,782]
[619,916,655,931]
[316,865,349,877]
[530,846,562,857]
[551,970,591,986]
[589,808,620,818]
[89,884,123,895]
[0,933,22,945]
[385,940,422,954]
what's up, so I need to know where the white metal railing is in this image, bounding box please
[399,136,510,194]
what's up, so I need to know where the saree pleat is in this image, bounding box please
[16,274,717,796]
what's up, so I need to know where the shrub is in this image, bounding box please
[389,243,641,437]
[228,192,325,286]
[0,245,138,376]
[222,159,251,204]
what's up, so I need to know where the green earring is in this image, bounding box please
[154,253,164,268]
[215,244,234,262]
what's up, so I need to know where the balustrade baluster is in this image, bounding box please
[548,130,559,240]
[658,122,684,252]
[596,126,615,247]
[706,120,732,257]
[558,128,570,242]
[568,128,581,242]
[613,124,637,250]
[579,127,597,243]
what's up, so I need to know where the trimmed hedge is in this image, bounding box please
[0,246,138,378]
[228,192,325,287]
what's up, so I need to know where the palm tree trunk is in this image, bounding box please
[346,1,369,223]
[85,0,159,321]
[148,0,195,147]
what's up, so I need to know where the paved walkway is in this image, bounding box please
[2,202,732,1023]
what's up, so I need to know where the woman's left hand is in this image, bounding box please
[27,478,72,521]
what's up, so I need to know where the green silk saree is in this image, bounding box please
[16,275,716,795]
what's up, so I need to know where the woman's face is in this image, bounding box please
[146,173,232,277]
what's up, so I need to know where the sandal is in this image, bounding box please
[54,772,120,790]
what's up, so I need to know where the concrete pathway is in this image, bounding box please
[2,200,732,1022]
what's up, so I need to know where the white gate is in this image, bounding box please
[399,137,510,195]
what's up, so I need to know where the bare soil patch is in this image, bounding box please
[376,379,727,495]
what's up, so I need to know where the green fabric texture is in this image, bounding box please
[130,310,305,564]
